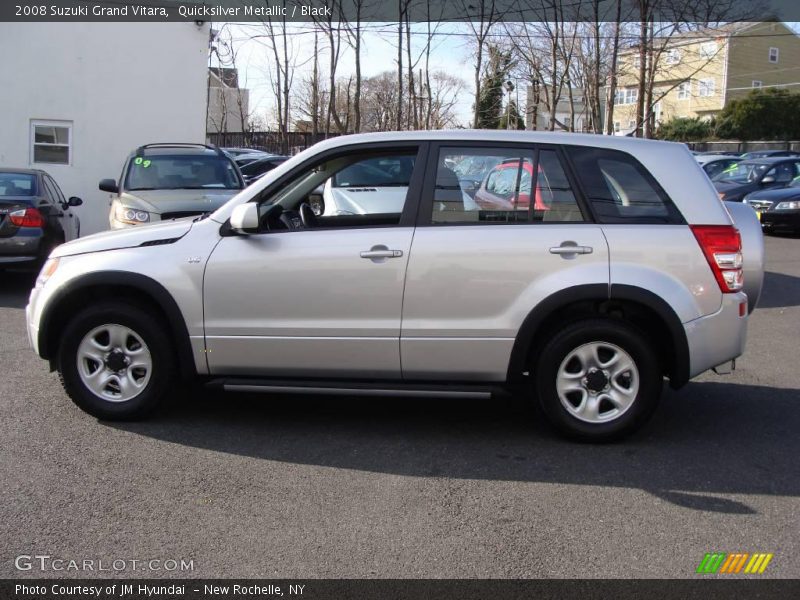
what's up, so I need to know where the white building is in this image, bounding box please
[0,22,210,235]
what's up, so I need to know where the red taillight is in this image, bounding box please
[690,225,743,293]
[9,207,45,228]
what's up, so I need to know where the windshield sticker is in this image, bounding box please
[134,157,152,168]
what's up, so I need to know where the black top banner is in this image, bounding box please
[3,0,800,23]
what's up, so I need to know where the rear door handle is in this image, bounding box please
[360,245,403,260]
[360,250,402,259]
[549,242,593,255]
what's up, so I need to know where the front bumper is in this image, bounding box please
[761,210,800,232]
[25,281,43,355]
[684,292,748,379]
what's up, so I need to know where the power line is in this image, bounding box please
[226,22,800,42]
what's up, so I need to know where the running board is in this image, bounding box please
[207,378,496,399]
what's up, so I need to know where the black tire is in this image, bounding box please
[534,318,662,442]
[57,301,176,420]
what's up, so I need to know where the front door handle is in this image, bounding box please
[549,242,593,255]
[360,245,403,261]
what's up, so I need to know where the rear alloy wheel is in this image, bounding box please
[58,301,175,420]
[535,319,661,442]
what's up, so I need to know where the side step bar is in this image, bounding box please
[206,378,496,399]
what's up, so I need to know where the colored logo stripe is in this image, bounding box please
[697,553,726,573]
[745,553,774,574]
[697,552,773,574]
[719,553,749,573]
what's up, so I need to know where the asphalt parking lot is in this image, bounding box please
[1,234,798,579]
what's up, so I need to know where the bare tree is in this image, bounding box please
[506,5,578,133]
[207,24,253,136]
[341,0,366,132]
[461,0,503,129]
[604,7,623,135]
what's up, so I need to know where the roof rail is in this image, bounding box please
[135,143,224,156]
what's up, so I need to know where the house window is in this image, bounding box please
[697,79,716,97]
[31,120,72,165]
[614,121,621,133]
[628,120,636,129]
[700,41,718,59]
[753,80,763,89]
[769,47,779,63]
[665,49,682,65]
[614,88,638,106]
[677,81,691,100]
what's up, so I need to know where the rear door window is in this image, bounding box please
[429,146,585,224]
[565,147,684,223]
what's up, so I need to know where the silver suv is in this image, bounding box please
[99,143,244,229]
[26,132,764,441]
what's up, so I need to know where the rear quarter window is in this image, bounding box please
[565,147,684,224]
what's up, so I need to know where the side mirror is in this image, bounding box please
[308,192,324,216]
[761,175,776,184]
[99,179,118,193]
[229,203,260,234]
[68,196,83,207]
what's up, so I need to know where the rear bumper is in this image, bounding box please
[0,228,43,262]
[761,210,800,231]
[684,292,748,379]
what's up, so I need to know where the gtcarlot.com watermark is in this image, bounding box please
[15,554,194,573]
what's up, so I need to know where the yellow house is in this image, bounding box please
[611,22,800,134]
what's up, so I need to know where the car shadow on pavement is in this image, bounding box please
[107,380,799,514]
[0,269,35,309]
[757,271,800,309]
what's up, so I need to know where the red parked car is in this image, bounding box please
[474,158,551,212]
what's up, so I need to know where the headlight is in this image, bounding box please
[775,201,800,210]
[35,257,59,288]
[113,202,151,225]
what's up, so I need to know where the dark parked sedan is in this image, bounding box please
[697,156,742,179]
[240,155,289,184]
[712,157,800,202]
[745,180,800,234]
[0,169,81,267]
[739,149,800,159]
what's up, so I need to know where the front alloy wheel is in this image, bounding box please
[58,301,175,420]
[76,324,153,402]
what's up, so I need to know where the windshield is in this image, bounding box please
[333,156,414,188]
[712,162,770,184]
[125,154,242,191]
[0,173,37,197]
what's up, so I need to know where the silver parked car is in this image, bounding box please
[99,143,244,229]
[27,131,764,441]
